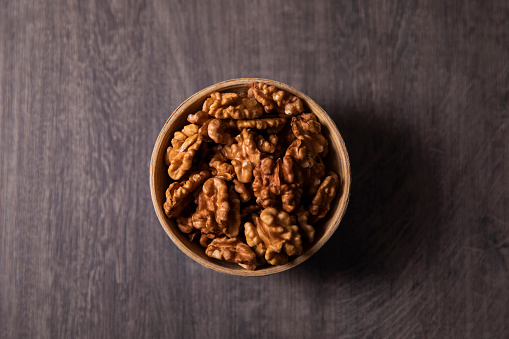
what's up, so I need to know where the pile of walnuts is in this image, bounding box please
[163,82,340,270]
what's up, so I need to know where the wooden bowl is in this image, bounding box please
[150,78,351,276]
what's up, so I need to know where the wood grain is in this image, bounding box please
[1,0,508,337]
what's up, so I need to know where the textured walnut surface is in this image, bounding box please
[205,237,257,270]
[163,170,210,218]
[248,82,304,116]
[244,208,303,266]
[203,92,264,119]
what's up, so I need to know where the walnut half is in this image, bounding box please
[205,237,257,270]
[163,170,209,218]
[248,82,304,116]
[203,92,263,119]
[244,207,303,266]
[166,130,204,180]
[309,172,340,222]
[192,177,230,236]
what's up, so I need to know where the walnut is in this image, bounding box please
[191,209,222,236]
[244,222,268,257]
[280,183,302,213]
[247,82,304,116]
[203,92,263,119]
[199,233,212,247]
[258,208,302,257]
[245,221,289,266]
[291,113,328,157]
[166,127,204,180]
[207,119,235,145]
[219,129,262,183]
[265,248,289,266]
[187,111,210,125]
[247,82,279,113]
[163,170,210,218]
[165,128,190,166]
[309,172,340,222]
[182,123,200,137]
[252,156,301,212]
[177,215,194,234]
[255,134,278,154]
[205,237,257,270]
[233,179,251,202]
[209,150,235,181]
[272,90,304,116]
[236,117,287,134]
[252,158,281,208]
[232,159,253,183]
[285,139,314,168]
[285,142,325,196]
[296,207,314,243]
[203,92,237,109]
[248,82,304,116]
[192,178,230,236]
[196,119,213,142]
[244,222,288,266]
[268,155,308,213]
[302,157,325,196]
[244,208,302,265]
[281,155,301,184]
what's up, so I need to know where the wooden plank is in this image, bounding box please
[0,0,508,337]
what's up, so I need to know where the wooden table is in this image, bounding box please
[1,1,508,338]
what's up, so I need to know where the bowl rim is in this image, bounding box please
[150,78,351,276]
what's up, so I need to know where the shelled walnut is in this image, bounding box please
[163,170,209,218]
[248,82,304,116]
[192,177,230,237]
[162,82,340,270]
[236,117,287,134]
[205,237,257,270]
[219,129,262,183]
[165,127,204,180]
[244,208,303,266]
[203,92,263,119]
[309,172,340,223]
[252,158,281,208]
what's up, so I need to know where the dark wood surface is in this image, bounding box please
[1,1,508,338]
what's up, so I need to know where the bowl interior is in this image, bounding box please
[150,78,351,276]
